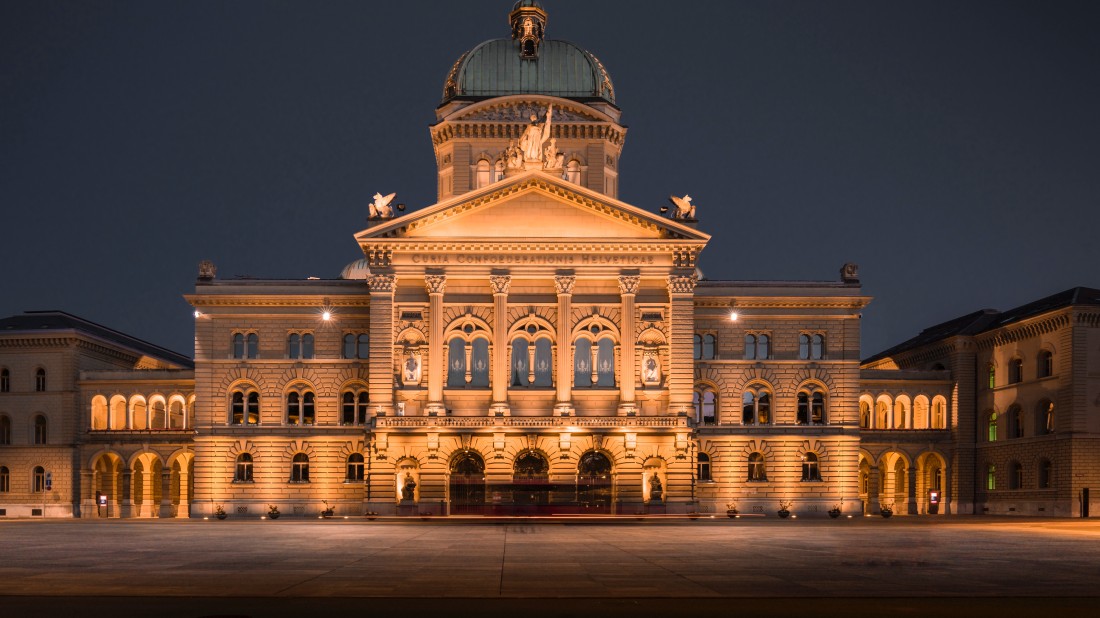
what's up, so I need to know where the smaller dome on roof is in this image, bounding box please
[340,258,371,280]
[513,0,544,9]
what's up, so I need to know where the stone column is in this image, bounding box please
[666,275,697,415]
[617,275,640,416]
[177,468,190,518]
[867,466,880,515]
[120,469,133,518]
[907,465,918,515]
[368,274,398,416]
[554,275,576,416]
[489,275,512,416]
[141,466,154,518]
[80,469,95,518]
[425,275,447,416]
[942,464,952,515]
[160,470,173,518]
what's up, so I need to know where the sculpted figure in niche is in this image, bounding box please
[642,356,660,384]
[403,352,421,385]
[649,473,663,501]
[519,103,553,161]
[543,138,564,169]
[402,473,417,501]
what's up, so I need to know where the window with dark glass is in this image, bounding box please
[1009,461,1023,490]
[290,453,309,482]
[0,466,8,493]
[342,391,368,425]
[742,389,770,425]
[34,368,45,392]
[346,453,365,482]
[0,368,9,392]
[235,453,253,482]
[288,333,314,359]
[693,334,703,360]
[246,333,259,359]
[693,387,717,425]
[33,466,45,492]
[286,391,315,425]
[1038,350,1053,378]
[447,338,467,387]
[801,452,821,481]
[1008,358,1023,384]
[1039,459,1053,489]
[811,334,825,359]
[574,338,593,387]
[0,415,10,445]
[1008,405,1023,439]
[596,338,616,387]
[697,452,712,482]
[344,333,370,359]
[231,391,259,425]
[1039,401,1054,435]
[232,334,244,359]
[744,335,756,360]
[33,415,47,444]
[703,334,716,360]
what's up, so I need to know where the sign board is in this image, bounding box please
[45,471,52,491]
[98,494,108,507]
[929,490,940,504]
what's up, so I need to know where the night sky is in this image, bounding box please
[2,0,1098,359]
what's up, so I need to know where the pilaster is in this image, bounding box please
[667,274,696,413]
[490,275,512,416]
[425,275,447,416]
[368,274,398,416]
[618,275,639,415]
[554,275,575,416]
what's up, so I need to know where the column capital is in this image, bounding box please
[667,274,697,295]
[617,275,640,295]
[424,274,447,295]
[489,274,512,295]
[368,274,398,293]
[554,275,576,295]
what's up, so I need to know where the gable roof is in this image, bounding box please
[355,170,710,244]
[0,311,193,369]
[862,286,1100,365]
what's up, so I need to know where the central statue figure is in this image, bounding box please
[519,103,553,161]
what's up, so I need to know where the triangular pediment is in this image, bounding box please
[356,171,710,245]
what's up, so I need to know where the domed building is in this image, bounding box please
[10,3,1094,521]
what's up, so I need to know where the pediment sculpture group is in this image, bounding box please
[502,102,563,170]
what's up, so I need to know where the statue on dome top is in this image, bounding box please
[668,194,697,220]
[369,192,397,219]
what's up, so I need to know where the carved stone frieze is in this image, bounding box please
[459,102,598,123]
[489,275,512,295]
[554,275,576,295]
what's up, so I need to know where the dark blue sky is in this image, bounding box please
[2,0,1098,359]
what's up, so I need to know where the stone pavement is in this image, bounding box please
[1,517,1099,616]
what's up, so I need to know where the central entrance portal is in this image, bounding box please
[576,450,613,514]
[449,452,486,515]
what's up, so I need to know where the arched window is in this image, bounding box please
[693,386,717,425]
[799,334,810,360]
[33,415,47,444]
[801,452,821,481]
[288,333,314,359]
[246,333,259,359]
[1038,459,1053,489]
[131,398,147,430]
[346,453,365,482]
[232,333,244,359]
[742,387,771,425]
[565,159,581,184]
[532,338,552,386]
[475,159,492,188]
[1037,350,1053,379]
[0,466,8,493]
[893,399,908,429]
[811,334,825,359]
[471,338,490,387]
[744,335,756,360]
[0,415,9,445]
[33,466,45,493]
[0,368,9,392]
[859,400,871,429]
[747,452,767,482]
[1009,461,1023,490]
[150,399,166,429]
[876,399,890,428]
[756,334,770,359]
[290,453,309,483]
[931,397,947,429]
[987,412,998,442]
[447,338,467,387]
[1007,404,1023,439]
[797,389,827,425]
[169,398,186,429]
[703,334,716,359]
[596,338,615,387]
[110,396,127,430]
[342,391,369,425]
[697,452,712,482]
[1038,400,1054,435]
[1008,358,1023,384]
[35,368,46,392]
[494,159,505,182]
[986,463,996,490]
[234,453,253,482]
[343,333,369,359]
[511,339,530,386]
[286,391,315,426]
[987,363,996,389]
[574,338,593,387]
[693,334,703,360]
[230,391,259,425]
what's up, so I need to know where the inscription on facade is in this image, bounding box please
[409,253,657,265]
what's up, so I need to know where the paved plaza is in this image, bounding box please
[1,517,1099,616]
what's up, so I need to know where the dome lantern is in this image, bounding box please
[509,1,547,59]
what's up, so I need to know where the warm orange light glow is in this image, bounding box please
[728,311,739,321]
[322,311,332,321]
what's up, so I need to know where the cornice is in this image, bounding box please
[976,311,1070,350]
[187,295,370,308]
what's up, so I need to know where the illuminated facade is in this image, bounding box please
[1,3,1096,519]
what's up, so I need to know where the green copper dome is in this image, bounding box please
[441,4,614,106]
[442,39,615,105]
